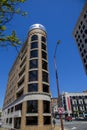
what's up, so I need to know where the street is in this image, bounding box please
[55,119,87,130]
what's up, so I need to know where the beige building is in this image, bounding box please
[73,2,87,74]
[2,24,52,130]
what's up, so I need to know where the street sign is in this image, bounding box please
[58,107,64,114]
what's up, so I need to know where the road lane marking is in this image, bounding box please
[72,127,77,129]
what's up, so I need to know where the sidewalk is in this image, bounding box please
[52,125,60,130]
[0,128,8,130]
[0,125,67,130]
[52,125,68,130]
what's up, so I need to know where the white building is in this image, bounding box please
[62,92,87,117]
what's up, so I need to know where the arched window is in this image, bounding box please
[31,35,38,41]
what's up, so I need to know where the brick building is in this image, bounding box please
[2,24,52,130]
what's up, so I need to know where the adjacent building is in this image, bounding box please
[62,92,87,117]
[73,2,87,74]
[51,98,58,117]
[2,24,52,130]
[0,108,2,126]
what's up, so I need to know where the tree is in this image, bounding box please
[0,0,27,48]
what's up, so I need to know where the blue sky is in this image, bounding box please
[0,0,87,108]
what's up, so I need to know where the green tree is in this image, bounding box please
[0,0,27,48]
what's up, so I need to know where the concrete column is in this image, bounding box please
[21,101,26,130]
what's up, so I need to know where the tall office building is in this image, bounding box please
[73,2,87,74]
[2,24,52,130]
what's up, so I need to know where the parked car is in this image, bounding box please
[65,116,72,121]
[75,116,84,120]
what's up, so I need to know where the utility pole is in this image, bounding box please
[54,40,64,130]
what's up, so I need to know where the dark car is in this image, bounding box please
[65,116,72,121]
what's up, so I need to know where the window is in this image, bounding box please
[78,35,80,38]
[80,29,83,33]
[31,35,38,41]
[81,52,84,57]
[82,25,85,29]
[43,84,49,93]
[20,57,26,68]
[27,100,38,113]
[75,34,77,38]
[9,118,12,124]
[44,116,51,125]
[29,70,38,81]
[76,31,78,34]
[41,36,46,43]
[80,21,83,25]
[43,101,50,113]
[42,60,48,70]
[42,71,48,83]
[30,50,38,58]
[82,34,85,38]
[79,25,81,29]
[18,77,24,88]
[42,43,46,50]
[76,39,78,42]
[16,90,23,98]
[15,103,22,111]
[26,117,38,125]
[84,14,86,19]
[84,49,86,54]
[14,118,21,129]
[85,29,87,34]
[31,42,38,49]
[82,44,84,48]
[80,47,82,51]
[11,107,14,112]
[78,43,80,47]
[42,51,47,60]
[19,66,25,77]
[30,59,38,69]
[85,39,87,43]
[28,83,38,92]
[84,58,86,63]
[85,64,87,69]
[80,39,82,43]
[6,118,8,123]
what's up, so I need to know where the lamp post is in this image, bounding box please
[54,40,64,130]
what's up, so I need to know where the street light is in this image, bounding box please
[54,40,64,130]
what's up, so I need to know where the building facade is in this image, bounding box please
[73,2,87,74]
[62,92,87,117]
[0,108,2,126]
[51,98,58,117]
[2,24,52,130]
